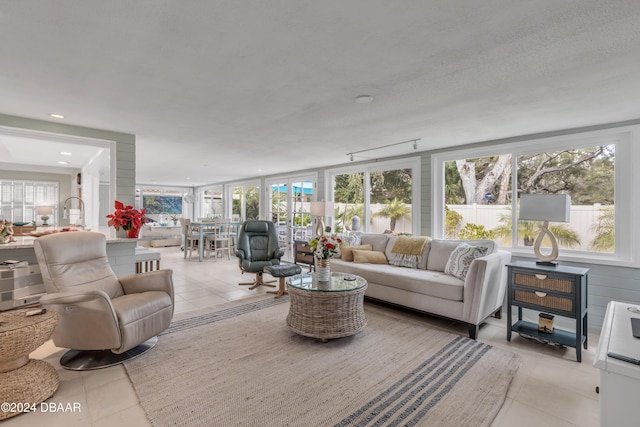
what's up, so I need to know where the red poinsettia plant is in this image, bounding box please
[106,201,147,231]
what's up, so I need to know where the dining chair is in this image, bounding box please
[181,218,207,260]
[206,219,231,260]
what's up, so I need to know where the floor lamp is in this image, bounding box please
[310,201,334,236]
[519,194,571,266]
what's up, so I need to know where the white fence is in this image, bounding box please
[448,204,612,250]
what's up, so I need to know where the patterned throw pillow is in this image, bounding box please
[444,243,489,281]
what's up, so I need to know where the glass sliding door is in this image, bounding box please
[266,176,315,261]
[229,183,260,223]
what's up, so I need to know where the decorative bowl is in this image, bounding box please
[12,222,29,226]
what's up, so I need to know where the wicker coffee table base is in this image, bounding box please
[0,360,59,420]
[286,284,367,342]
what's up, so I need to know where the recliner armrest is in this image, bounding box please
[235,249,246,260]
[119,269,174,300]
[40,289,114,307]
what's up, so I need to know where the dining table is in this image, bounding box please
[188,221,240,262]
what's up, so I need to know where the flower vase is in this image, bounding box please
[316,258,331,282]
[126,227,141,238]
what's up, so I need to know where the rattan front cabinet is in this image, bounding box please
[506,261,589,362]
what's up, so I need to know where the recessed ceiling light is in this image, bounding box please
[49,113,65,119]
[186,177,191,180]
[57,161,69,165]
[355,95,374,104]
[60,151,72,156]
[257,168,263,172]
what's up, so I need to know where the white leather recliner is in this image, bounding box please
[34,231,174,370]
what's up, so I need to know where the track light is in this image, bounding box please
[346,138,420,162]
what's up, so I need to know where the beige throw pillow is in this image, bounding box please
[352,250,388,264]
[341,244,373,261]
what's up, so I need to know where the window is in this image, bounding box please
[433,126,637,266]
[200,186,223,218]
[328,158,420,235]
[229,183,260,222]
[0,180,59,225]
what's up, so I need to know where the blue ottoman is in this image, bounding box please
[263,264,302,299]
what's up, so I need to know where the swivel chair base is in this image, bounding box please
[60,336,158,371]
[239,271,277,290]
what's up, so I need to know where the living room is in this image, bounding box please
[1,2,640,426]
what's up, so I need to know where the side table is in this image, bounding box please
[506,260,589,362]
[0,309,59,420]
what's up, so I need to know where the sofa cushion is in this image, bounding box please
[341,244,373,261]
[338,233,361,246]
[360,233,389,252]
[352,250,388,264]
[330,259,464,301]
[444,243,489,280]
[427,239,495,272]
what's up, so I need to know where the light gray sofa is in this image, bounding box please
[330,234,511,339]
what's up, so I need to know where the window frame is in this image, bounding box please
[325,156,421,234]
[432,126,638,267]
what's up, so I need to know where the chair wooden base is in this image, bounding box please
[239,272,277,290]
[266,277,288,299]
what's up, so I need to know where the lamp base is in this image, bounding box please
[535,260,558,267]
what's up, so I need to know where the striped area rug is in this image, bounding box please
[125,298,520,427]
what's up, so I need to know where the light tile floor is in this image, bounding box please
[4,246,601,426]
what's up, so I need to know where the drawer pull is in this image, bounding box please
[534,291,547,298]
[535,274,547,280]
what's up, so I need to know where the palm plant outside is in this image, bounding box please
[492,211,581,247]
[374,199,411,232]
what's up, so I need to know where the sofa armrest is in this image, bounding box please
[461,250,511,324]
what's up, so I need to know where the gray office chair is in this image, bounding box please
[34,232,174,370]
[235,220,284,289]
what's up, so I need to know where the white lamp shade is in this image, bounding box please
[310,201,334,217]
[519,194,571,223]
[36,206,53,215]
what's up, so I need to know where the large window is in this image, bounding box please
[0,180,58,225]
[433,127,637,265]
[328,158,420,235]
[229,183,260,222]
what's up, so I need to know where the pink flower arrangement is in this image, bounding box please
[106,201,147,231]
[309,234,343,259]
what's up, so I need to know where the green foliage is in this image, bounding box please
[458,223,494,240]
[334,173,364,204]
[369,169,412,203]
[373,199,411,231]
[492,209,581,248]
[591,206,615,252]
[445,206,463,238]
[444,162,464,204]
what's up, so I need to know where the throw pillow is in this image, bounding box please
[444,243,489,281]
[341,244,373,261]
[352,250,388,264]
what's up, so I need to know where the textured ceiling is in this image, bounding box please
[1,1,639,186]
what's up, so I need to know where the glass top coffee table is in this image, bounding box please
[286,272,367,342]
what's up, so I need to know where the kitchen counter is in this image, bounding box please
[0,232,137,276]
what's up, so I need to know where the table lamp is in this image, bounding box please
[519,194,571,266]
[36,206,53,226]
[310,201,334,236]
